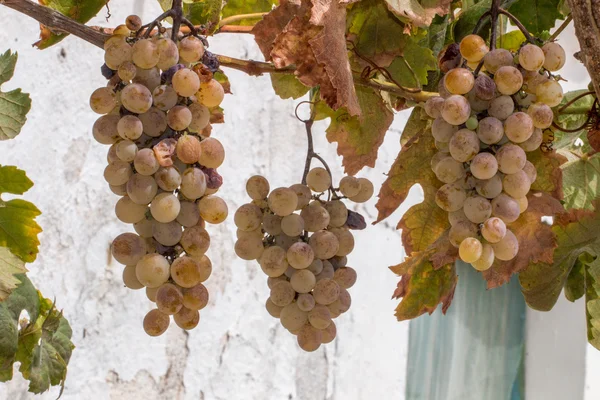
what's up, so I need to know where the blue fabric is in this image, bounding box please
[406,261,525,400]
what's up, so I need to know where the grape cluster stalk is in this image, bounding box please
[234,165,373,351]
[90,14,227,336]
[425,34,566,270]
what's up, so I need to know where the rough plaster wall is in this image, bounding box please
[1,3,600,400]
[0,3,411,399]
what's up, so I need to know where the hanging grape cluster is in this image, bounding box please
[424,34,565,271]
[233,168,373,351]
[90,15,228,336]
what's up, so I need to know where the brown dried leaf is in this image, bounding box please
[482,193,564,288]
[253,0,360,115]
[385,0,453,27]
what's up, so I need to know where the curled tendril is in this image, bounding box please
[552,93,598,134]
[294,101,317,123]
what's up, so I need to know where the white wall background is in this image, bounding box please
[0,2,597,399]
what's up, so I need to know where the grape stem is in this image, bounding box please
[472,0,536,50]
[295,101,338,200]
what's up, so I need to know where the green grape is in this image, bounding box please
[329,227,354,257]
[188,103,211,133]
[297,293,316,312]
[465,116,479,130]
[155,166,182,192]
[306,167,331,192]
[348,178,374,203]
[151,193,181,223]
[246,175,270,200]
[448,220,477,247]
[516,196,528,213]
[196,79,225,108]
[132,39,159,69]
[483,48,513,74]
[309,230,340,259]
[90,87,117,114]
[324,200,348,228]
[333,267,357,289]
[280,302,308,332]
[234,235,264,260]
[180,226,210,257]
[171,256,202,288]
[112,232,147,265]
[234,203,263,232]
[448,208,469,226]
[259,246,289,277]
[139,107,168,137]
[173,307,200,330]
[291,269,317,293]
[527,103,554,129]
[270,281,295,307]
[104,36,132,70]
[434,156,465,184]
[431,151,450,172]
[134,148,159,176]
[432,117,458,142]
[435,182,467,212]
[459,237,483,263]
[122,265,144,289]
[488,95,515,120]
[289,183,312,209]
[268,187,298,216]
[502,170,531,199]
[115,196,147,224]
[321,321,337,343]
[471,243,495,271]
[491,229,519,261]
[156,38,179,70]
[180,168,207,200]
[104,160,132,186]
[115,139,138,162]
[133,67,160,91]
[496,143,526,174]
[522,161,537,183]
[178,36,205,63]
[127,174,158,205]
[265,298,282,318]
[281,214,305,237]
[152,220,183,246]
[536,79,564,107]
[491,193,520,223]
[312,278,341,305]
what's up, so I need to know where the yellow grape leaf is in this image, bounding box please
[0,248,27,301]
[0,200,42,263]
[586,257,600,350]
[0,51,31,141]
[483,193,563,288]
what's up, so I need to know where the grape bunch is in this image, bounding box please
[233,168,373,351]
[425,35,565,271]
[90,15,228,336]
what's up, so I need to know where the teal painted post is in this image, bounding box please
[406,262,526,400]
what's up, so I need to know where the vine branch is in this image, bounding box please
[218,12,267,27]
[567,0,600,100]
[0,0,436,102]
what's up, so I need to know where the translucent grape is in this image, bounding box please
[424,96,445,118]
[470,152,498,180]
[121,83,153,114]
[463,195,492,223]
[198,195,228,224]
[471,243,495,271]
[197,79,225,108]
[449,129,479,162]
[491,229,519,261]
[494,66,523,95]
[536,79,564,107]
[115,196,147,224]
[306,167,331,192]
[504,112,534,143]
[483,48,514,73]
[198,137,225,169]
[448,220,478,247]
[150,193,181,223]
[143,309,169,336]
[542,42,566,71]
[268,187,298,216]
[178,36,205,63]
[444,68,475,95]
[441,95,471,125]
[432,117,458,142]
[488,96,515,120]
[459,237,483,263]
[518,44,545,71]
[496,144,526,174]
[491,193,520,223]
[435,182,467,212]
[434,156,465,183]
[135,254,170,288]
[502,170,531,199]
[481,217,507,243]
[309,230,340,259]
[115,139,138,162]
[172,68,201,97]
[460,34,489,62]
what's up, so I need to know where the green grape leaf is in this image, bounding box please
[347,0,417,67]
[0,274,74,394]
[387,38,437,88]
[0,165,34,196]
[453,0,518,42]
[253,0,360,115]
[391,256,457,320]
[519,209,599,311]
[482,193,563,288]
[508,0,563,36]
[0,51,31,141]
[36,0,108,49]
[497,30,526,51]
[564,253,587,302]
[270,74,310,99]
[383,0,453,27]
[158,0,223,27]
[316,86,394,175]
[213,71,232,94]
[0,248,27,301]
[375,109,437,223]
[561,154,600,210]
[586,257,600,350]
[221,0,277,25]
[0,200,42,263]
[422,14,451,56]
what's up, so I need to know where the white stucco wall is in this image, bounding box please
[0,3,598,400]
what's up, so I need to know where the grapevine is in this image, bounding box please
[232,103,373,352]
[91,4,227,336]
